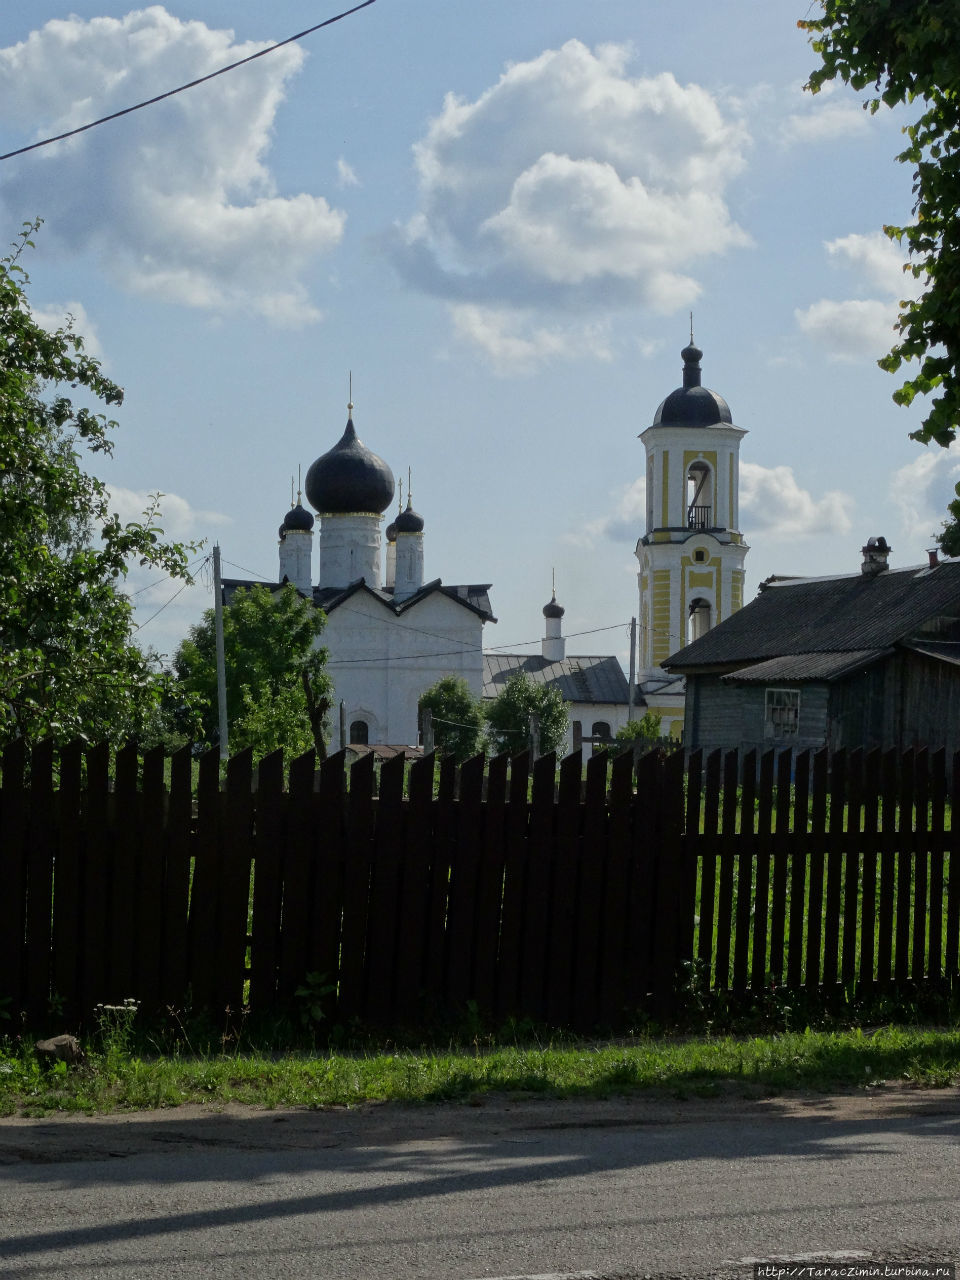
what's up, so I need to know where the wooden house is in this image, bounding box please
[663,539,960,758]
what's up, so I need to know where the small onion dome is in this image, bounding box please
[395,495,424,534]
[651,341,732,429]
[542,593,565,620]
[282,501,315,533]
[304,415,395,515]
[385,519,398,544]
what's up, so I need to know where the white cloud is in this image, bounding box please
[451,304,612,375]
[31,300,103,359]
[337,157,360,188]
[393,40,751,361]
[567,476,646,547]
[0,9,345,325]
[796,231,922,360]
[106,485,230,539]
[890,440,960,540]
[781,99,869,144]
[740,462,854,537]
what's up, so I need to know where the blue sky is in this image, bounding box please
[2,1,956,668]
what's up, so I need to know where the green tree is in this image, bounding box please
[418,675,485,761]
[171,583,331,758]
[615,712,663,743]
[484,670,569,758]
[800,0,960,551]
[0,222,196,747]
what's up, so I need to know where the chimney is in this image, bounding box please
[861,536,891,577]
[928,548,940,569]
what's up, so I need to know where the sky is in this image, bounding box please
[2,0,957,672]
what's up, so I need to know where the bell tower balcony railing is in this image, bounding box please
[687,505,712,529]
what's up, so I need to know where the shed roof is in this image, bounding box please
[482,653,637,705]
[719,649,890,684]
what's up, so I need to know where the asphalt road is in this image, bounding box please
[0,1089,958,1279]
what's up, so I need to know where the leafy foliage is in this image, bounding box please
[800,0,960,548]
[615,712,663,743]
[419,675,485,761]
[0,222,196,747]
[171,582,331,757]
[484,670,568,758]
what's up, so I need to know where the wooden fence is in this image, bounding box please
[0,739,958,1029]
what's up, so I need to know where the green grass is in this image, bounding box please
[3,1025,960,1118]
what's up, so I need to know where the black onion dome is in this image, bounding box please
[304,418,395,515]
[385,520,398,544]
[651,342,732,428]
[282,501,315,533]
[542,594,564,620]
[395,496,424,534]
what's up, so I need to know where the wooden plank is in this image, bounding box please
[109,742,141,1003]
[337,752,376,1019]
[136,746,167,1018]
[421,755,457,1014]
[732,749,757,994]
[545,750,582,1027]
[822,749,846,989]
[393,753,434,1022]
[52,741,84,1022]
[188,747,223,1011]
[859,749,881,994]
[786,750,810,990]
[697,750,722,987]
[894,749,915,985]
[876,749,899,986]
[248,749,285,1011]
[946,752,960,980]
[364,752,406,1025]
[841,750,863,991]
[751,749,775,993]
[805,748,829,991]
[767,749,792,986]
[683,749,704,980]
[79,743,111,1017]
[927,748,947,982]
[496,752,530,1019]
[598,750,633,1025]
[911,749,930,982]
[519,752,557,1022]
[276,748,317,1003]
[24,740,55,1025]
[0,740,27,1014]
[445,752,485,1012]
[652,749,687,1016]
[219,748,254,1014]
[160,745,193,1009]
[713,750,739,993]
[625,749,659,1012]
[307,750,346,1004]
[572,751,608,1030]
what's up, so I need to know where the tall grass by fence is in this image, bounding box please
[1,739,957,1030]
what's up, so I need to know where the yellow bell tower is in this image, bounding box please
[635,339,748,736]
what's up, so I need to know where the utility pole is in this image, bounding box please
[212,544,229,760]
[628,616,637,722]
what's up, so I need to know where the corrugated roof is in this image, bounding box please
[665,560,960,670]
[903,640,960,668]
[482,653,633,705]
[719,649,890,683]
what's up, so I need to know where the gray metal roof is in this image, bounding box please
[903,640,960,668]
[719,649,890,684]
[316,578,495,621]
[482,653,635,705]
[665,560,960,671]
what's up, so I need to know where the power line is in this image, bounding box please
[0,0,378,163]
[135,578,193,631]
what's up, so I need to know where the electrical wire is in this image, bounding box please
[131,553,210,597]
[0,0,378,163]
[135,578,193,631]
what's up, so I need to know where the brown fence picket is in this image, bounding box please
[859,749,881,993]
[751,749,775,992]
[364,752,406,1024]
[894,749,915,984]
[472,753,507,1018]
[0,740,27,1013]
[160,745,193,1009]
[337,752,376,1019]
[652,749,687,1014]
[627,749,660,1010]
[249,749,285,1011]
[877,749,899,985]
[713,750,739,991]
[841,750,863,991]
[572,750,607,1030]
[927,748,947,981]
[24,740,55,1024]
[598,750,633,1023]
[52,740,84,1021]
[519,752,557,1021]
[733,749,757,993]
[546,749,582,1026]
[697,750,721,985]
[393,752,434,1022]
[307,750,346,1001]
[946,752,960,980]
[276,748,318,1005]
[786,750,810,989]
[218,748,254,1014]
[110,743,140,1004]
[768,749,792,986]
[805,749,829,990]
[422,756,457,1013]
[189,747,223,1010]
[443,751,484,1011]
[911,749,930,982]
[822,749,846,989]
[497,752,530,1019]
[136,745,167,1017]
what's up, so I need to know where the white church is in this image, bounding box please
[225,341,748,751]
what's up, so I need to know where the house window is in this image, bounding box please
[765,688,799,738]
[694,549,706,563]
[349,719,369,745]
